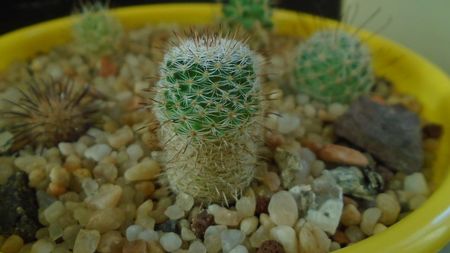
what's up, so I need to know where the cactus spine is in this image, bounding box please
[73,3,123,56]
[222,0,273,31]
[153,33,263,203]
[294,30,375,104]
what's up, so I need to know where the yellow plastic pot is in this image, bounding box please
[0,3,449,253]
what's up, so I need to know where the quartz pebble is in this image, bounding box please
[209,205,241,226]
[236,192,256,218]
[262,172,281,192]
[409,194,427,210]
[306,199,343,234]
[124,159,160,181]
[181,226,196,241]
[175,192,195,211]
[404,173,429,195]
[165,204,185,220]
[221,229,245,252]
[122,240,147,253]
[160,232,182,252]
[376,193,400,225]
[318,144,368,167]
[360,207,382,235]
[277,113,301,134]
[97,231,123,253]
[30,239,54,253]
[138,229,159,242]
[204,225,227,253]
[126,143,144,161]
[298,222,330,253]
[268,191,298,227]
[126,225,144,241]
[344,226,365,243]
[73,229,100,253]
[107,126,134,149]
[340,204,361,226]
[230,245,248,253]
[85,184,122,209]
[188,240,207,253]
[84,144,112,162]
[373,223,388,234]
[1,235,24,253]
[270,226,297,253]
[240,216,259,235]
[86,208,125,232]
[249,226,272,248]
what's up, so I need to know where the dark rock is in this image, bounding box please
[191,210,214,240]
[329,166,383,200]
[334,97,423,173]
[257,240,285,253]
[422,123,443,139]
[0,171,42,242]
[156,219,180,234]
[255,196,270,216]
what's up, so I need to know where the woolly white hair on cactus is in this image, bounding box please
[152,32,264,204]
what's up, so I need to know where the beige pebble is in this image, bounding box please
[236,190,256,218]
[268,191,298,227]
[404,173,429,195]
[98,231,123,253]
[340,204,361,226]
[107,126,134,149]
[1,235,24,253]
[261,171,281,192]
[85,184,123,209]
[344,225,365,243]
[122,240,147,253]
[270,225,298,253]
[240,216,259,235]
[360,208,382,236]
[376,193,401,225]
[208,204,241,226]
[124,159,160,181]
[318,144,368,167]
[30,239,55,253]
[135,181,156,197]
[73,229,100,253]
[373,223,388,235]
[86,208,125,232]
[49,166,70,186]
[249,226,272,248]
[409,194,428,210]
[298,222,330,253]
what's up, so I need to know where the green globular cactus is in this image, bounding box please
[153,33,263,203]
[294,30,375,104]
[73,3,123,56]
[223,0,273,31]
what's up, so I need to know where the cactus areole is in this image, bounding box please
[153,34,263,203]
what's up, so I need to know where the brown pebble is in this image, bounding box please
[422,123,443,139]
[191,210,214,240]
[47,182,67,197]
[343,196,359,207]
[375,166,395,186]
[265,132,285,150]
[255,196,270,216]
[332,230,350,245]
[257,240,285,253]
[341,204,362,227]
[318,144,369,167]
[301,139,323,154]
[100,56,118,77]
[122,239,146,253]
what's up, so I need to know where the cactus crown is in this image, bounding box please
[73,3,123,56]
[154,33,262,143]
[294,29,374,104]
[222,0,273,31]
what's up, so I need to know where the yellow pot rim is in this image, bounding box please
[0,3,449,253]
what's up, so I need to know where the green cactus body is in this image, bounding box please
[73,3,123,56]
[154,34,263,203]
[223,0,273,31]
[294,30,374,104]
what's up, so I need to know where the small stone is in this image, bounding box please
[340,204,362,226]
[344,226,365,243]
[156,220,179,234]
[255,196,270,216]
[127,143,144,161]
[84,144,112,162]
[209,205,241,226]
[268,191,298,227]
[126,225,144,241]
[236,191,256,218]
[85,184,122,209]
[373,223,388,235]
[1,234,24,253]
[181,227,196,241]
[404,173,429,195]
[221,229,245,252]
[289,185,316,216]
[191,211,215,239]
[73,229,101,253]
[204,225,227,253]
[270,226,297,253]
[230,245,248,253]
[138,229,159,242]
[274,148,307,188]
[332,230,350,245]
[360,207,382,236]
[277,113,301,134]
[376,193,401,225]
[422,123,443,139]
[409,194,427,210]
[240,216,259,235]
[165,205,185,220]
[160,232,182,252]
[298,222,330,253]
[93,163,118,183]
[256,240,285,253]
[175,192,195,212]
[86,208,125,233]
[30,239,54,253]
[262,172,281,192]
[188,240,207,253]
[44,201,65,224]
[318,144,368,167]
[306,199,343,234]
[249,226,272,248]
[329,166,383,200]
[334,97,423,173]
[107,126,134,149]
[97,231,123,253]
[122,240,146,253]
[124,159,160,181]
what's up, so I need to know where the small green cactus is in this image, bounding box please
[73,3,123,56]
[222,0,273,31]
[294,30,375,104]
[153,33,263,203]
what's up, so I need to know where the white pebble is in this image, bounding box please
[160,232,182,252]
[306,199,343,234]
[164,205,185,220]
[304,104,316,118]
[221,229,245,253]
[58,142,75,156]
[84,144,112,162]
[124,159,160,181]
[31,239,55,253]
[328,103,347,118]
[240,216,258,235]
[404,173,429,195]
[188,240,207,253]
[175,192,195,211]
[181,227,196,241]
[138,229,159,242]
[204,225,227,253]
[277,113,301,134]
[236,193,256,218]
[270,225,298,253]
[268,191,298,227]
[126,143,144,161]
[230,245,248,253]
[126,225,144,241]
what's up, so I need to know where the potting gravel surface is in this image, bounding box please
[0,24,441,253]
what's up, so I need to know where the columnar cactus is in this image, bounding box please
[153,33,263,203]
[222,0,273,31]
[294,30,375,104]
[73,3,123,56]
